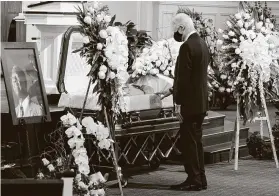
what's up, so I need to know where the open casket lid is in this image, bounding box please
[56,26,175,117]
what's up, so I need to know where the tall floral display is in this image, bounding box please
[75,2,129,116]
[76,2,128,195]
[37,2,129,196]
[217,1,279,123]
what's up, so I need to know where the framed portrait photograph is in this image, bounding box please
[1,42,51,125]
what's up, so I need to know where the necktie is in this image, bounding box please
[20,105,24,117]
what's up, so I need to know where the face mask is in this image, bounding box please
[174,31,183,42]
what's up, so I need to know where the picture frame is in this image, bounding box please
[1,42,51,125]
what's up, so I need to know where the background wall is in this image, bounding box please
[19,1,279,42]
[156,1,279,40]
[1,1,22,42]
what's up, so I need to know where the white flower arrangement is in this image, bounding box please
[131,38,182,78]
[37,112,110,195]
[217,2,279,123]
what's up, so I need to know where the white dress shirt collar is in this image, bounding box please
[185,30,197,41]
[20,95,30,115]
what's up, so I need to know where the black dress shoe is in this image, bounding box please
[180,184,202,191]
[170,181,190,190]
[202,185,207,190]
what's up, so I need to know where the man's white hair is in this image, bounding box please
[171,13,195,33]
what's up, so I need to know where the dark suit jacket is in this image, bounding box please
[173,33,210,115]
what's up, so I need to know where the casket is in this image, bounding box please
[54,27,184,168]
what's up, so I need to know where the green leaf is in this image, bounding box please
[109,15,116,26]
[114,22,122,26]
[93,81,99,93]
[72,47,84,53]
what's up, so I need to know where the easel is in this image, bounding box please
[80,79,124,196]
[229,78,279,170]
[17,116,46,176]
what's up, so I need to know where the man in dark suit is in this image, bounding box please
[159,13,210,191]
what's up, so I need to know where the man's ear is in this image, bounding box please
[178,26,185,34]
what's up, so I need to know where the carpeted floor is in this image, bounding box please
[107,105,279,195]
[107,158,279,196]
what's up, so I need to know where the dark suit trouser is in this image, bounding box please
[180,107,207,186]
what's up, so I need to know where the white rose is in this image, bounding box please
[98,71,106,79]
[93,1,100,9]
[99,65,107,73]
[231,63,237,68]
[83,15,92,24]
[239,36,245,42]
[244,13,251,19]
[218,28,223,34]
[96,14,103,23]
[47,164,55,172]
[83,36,90,44]
[223,34,229,39]
[109,72,116,79]
[217,39,223,45]
[235,48,241,54]
[97,43,103,50]
[163,70,169,76]
[221,46,227,50]
[248,87,253,92]
[88,6,94,14]
[104,15,112,23]
[219,87,225,93]
[97,189,105,196]
[261,27,266,33]
[232,38,238,43]
[226,88,231,93]
[270,44,275,49]
[99,29,108,39]
[269,23,274,29]
[142,48,150,54]
[140,70,145,75]
[237,20,243,27]
[155,60,162,67]
[226,21,232,28]
[220,74,227,80]
[250,32,256,40]
[42,158,50,166]
[78,181,88,190]
[240,28,246,35]
[256,22,263,29]
[235,13,242,20]
[228,82,233,86]
[266,18,271,23]
[228,31,235,37]
[244,22,249,29]
[75,174,82,182]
